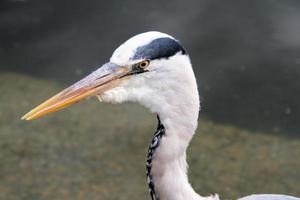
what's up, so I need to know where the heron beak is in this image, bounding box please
[21,63,129,120]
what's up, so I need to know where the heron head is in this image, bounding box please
[22,31,197,120]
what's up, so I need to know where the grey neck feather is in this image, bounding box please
[146,115,165,200]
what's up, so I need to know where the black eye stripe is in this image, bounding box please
[131,37,186,61]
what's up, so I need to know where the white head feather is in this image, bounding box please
[101,31,200,136]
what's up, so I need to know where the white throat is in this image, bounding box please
[141,57,217,200]
[147,110,199,200]
[146,87,211,200]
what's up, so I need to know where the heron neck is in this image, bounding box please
[146,116,195,200]
[142,58,217,199]
[147,88,217,200]
[146,114,216,200]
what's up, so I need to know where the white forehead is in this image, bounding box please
[110,31,174,65]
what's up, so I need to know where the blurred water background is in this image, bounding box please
[0,0,299,199]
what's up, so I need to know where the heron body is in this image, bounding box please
[22,32,299,200]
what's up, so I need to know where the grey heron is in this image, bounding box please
[22,32,299,200]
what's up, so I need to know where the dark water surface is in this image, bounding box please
[0,73,299,200]
[1,0,300,135]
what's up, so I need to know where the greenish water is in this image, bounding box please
[0,73,299,200]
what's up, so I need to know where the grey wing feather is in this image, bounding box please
[239,194,300,200]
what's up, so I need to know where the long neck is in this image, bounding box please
[144,79,218,199]
[141,57,218,200]
[146,114,218,200]
[146,115,205,200]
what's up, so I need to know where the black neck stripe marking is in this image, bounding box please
[132,37,186,61]
[146,115,165,200]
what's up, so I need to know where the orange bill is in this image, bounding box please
[21,63,129,120]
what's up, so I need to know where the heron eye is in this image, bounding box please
[138,60,150,69]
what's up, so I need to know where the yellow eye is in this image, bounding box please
[138,60,150,69]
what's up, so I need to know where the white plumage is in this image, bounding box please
[23,31,300,200]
